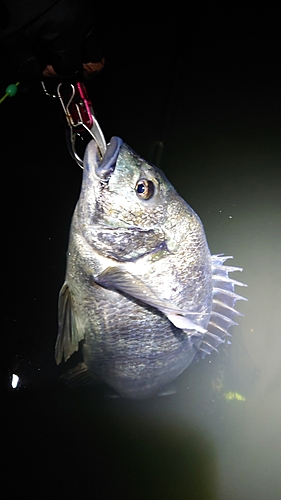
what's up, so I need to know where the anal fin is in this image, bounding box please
[61,362,101,387]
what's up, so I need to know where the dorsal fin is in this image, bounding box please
[195,254,247,361]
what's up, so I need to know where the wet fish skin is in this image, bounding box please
[55,137,246,399]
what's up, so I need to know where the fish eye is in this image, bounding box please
[135,179,155,200]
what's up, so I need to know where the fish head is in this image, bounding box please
[76,136,207,264]
[80,136,178,230]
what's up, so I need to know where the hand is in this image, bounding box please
[83,58,105,75]
[42,64,58,77]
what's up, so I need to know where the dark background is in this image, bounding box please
[2,3,281,499]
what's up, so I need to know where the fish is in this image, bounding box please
[55,136,247,399]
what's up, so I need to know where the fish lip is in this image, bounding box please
[95,136,123,181]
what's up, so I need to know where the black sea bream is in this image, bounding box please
[55,137,247,398]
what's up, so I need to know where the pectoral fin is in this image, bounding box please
[167,314,207,333]
[95,267,205,331]
[55,282,85,364]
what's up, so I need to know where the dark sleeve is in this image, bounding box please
[1,0,99,81]
[0,0,60,36]
[30,1,96,77]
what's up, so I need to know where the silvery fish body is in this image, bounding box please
[55,137,246,399]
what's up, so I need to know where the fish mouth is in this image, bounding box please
[95,136,123,181]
